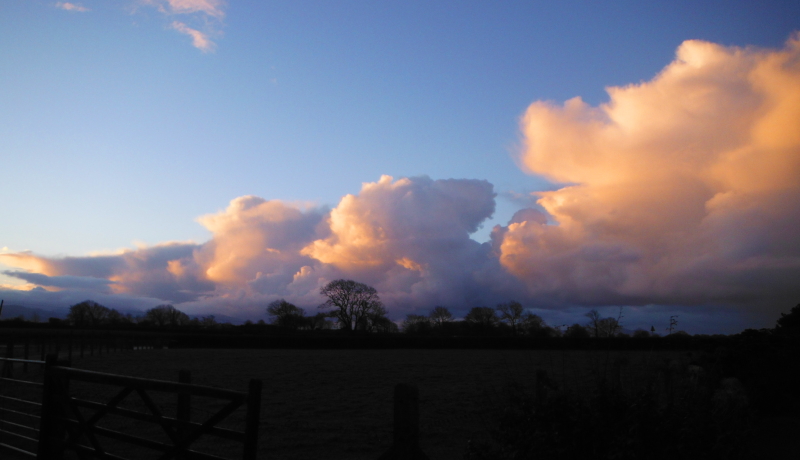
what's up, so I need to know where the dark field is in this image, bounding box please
[61,347,685,460]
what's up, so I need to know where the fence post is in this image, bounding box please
[177,369,191,459]
[243,379,262,460]
[39,354,65,460]
[377,384,430,460]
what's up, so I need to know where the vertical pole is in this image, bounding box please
[80,336,84,359]
[243,379,262,460]
[378,384,429,460]
[41,337,46,361]
[39,354,65,460]
[177,370,191,459]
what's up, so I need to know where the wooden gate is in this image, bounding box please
[1,355,262,460]
[0,356,48,458]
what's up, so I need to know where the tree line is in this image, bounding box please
[5,279,799,339]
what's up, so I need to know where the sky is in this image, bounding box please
[1,1,799,334]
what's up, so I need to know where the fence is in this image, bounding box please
[0,355,263,460]
[2,334,160,365]
[1,355,430,459]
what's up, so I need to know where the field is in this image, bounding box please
[62,347,684,460]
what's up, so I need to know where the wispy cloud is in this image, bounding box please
[171,21,215,52]
[143,0,226,19]
[56,2,90,12]
[139,1,226,51]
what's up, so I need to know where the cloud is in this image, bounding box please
[139,1,226,51]
[0,177,516,318]
[302,175,513,309]
[497,34,800,314]
[3,35,798,331]
[56,2,90,12]
[3,271,113,291]
[142,0,226,19]
[1,242,213,303]
[171,21,215,52]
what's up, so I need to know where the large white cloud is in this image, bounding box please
[3,36,799,329]
[1,177,512,317]
[498,35,800,314]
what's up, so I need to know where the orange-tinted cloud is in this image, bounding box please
[171,21,215,52]
[139,0,226,51]
[302,175,505,307]
[500,35,800,310]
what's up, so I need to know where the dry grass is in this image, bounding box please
[58,347,680,460]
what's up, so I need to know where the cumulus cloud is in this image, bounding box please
[0,177,516,318]
[302,175,512,309]
[56,2,90,12]
[3,36,798,329]
[498,34,800,314]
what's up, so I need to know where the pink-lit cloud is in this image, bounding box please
[138,0,226,51]
[498,34,800,314]
[170,21,215,52]
[56,2,90,13]
[2,36,798,329]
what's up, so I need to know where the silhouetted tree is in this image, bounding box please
[520,312,556,337]
[68,300,111,328]
[776,303,800,337]
[563,323,591,338]
[585,309,623,337]
[266,299,306,330]
[145,304,189,327]
[429,306,453,327]
[106,309,134,326]
[496,301,524,334]
[308,312,334,330]
[355,303,394,332]
[585,309,602,337]
[403,314,432,334]
[464,306,498,331]
[319,279,384,332]
[632,329,652,338]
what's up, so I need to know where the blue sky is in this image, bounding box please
[1,1,799,333]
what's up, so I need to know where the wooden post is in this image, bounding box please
[41,337,46,361]
[378,384,430,460]
[80,336,84,358]
[39,354,65,460]
[177,370,191,460]
[243,379,262,460]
